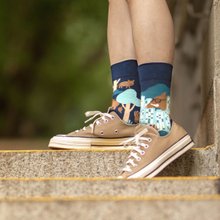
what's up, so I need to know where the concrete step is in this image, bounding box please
[1,194,220,220]
[1,177,220,220]
[0,145,218,177]
[0,177,219,198]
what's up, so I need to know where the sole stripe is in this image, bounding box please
[48,136,133,148]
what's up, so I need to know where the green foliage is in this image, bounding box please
[0,0,112,137]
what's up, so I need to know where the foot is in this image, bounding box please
[119,121,194,178]
[48,108,138,149]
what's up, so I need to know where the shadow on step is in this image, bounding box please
[158,150,195,176]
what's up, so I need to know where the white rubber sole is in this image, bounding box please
[48,136,133,149]
[128,135,194,178]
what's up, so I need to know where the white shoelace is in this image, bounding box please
[122,128,152,173]
[74,111,115,133]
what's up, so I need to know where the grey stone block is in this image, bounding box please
[1,199,220,220]
[194,89,214,147]
[213,0,220,175]
[0,146,218,178]
[214,78,220,175]
[0,177,219,198]
[191,0,220,175]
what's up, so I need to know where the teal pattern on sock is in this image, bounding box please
[111,60,141,124]
[138,63,172,136]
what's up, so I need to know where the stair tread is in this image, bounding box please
[0,145,218,177]
[0,177,219,198]
[1,194,220,201]
[1,199,220,220]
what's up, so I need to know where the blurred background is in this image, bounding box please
[0,0,213,140]
[0,0,111,137]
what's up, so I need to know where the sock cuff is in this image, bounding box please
[138,62,173,82]
[111,60,138,80]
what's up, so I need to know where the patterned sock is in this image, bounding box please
[138,62,172,136]
[111,60,141,124]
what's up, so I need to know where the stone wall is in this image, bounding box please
[167,0,214,146]
[212,0,220,173]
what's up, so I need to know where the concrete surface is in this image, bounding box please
[0,198,220,220]
[0,145,218,178]
[0,177,219,198]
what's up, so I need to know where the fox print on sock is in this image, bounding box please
[140,83,171,135]
[118,80,135,88]
[138,63,173,136]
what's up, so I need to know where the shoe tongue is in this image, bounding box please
[135,124,159,136]
[107,107,114,113]
[108,108,121,118]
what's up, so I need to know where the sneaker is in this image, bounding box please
[48,109,138,149]
[119,121,195,178]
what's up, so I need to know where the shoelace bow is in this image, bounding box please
[75,111,115,133]
[122,128,152,173]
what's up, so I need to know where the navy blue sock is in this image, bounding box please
[138,62,172,135]
[111,60,141,124]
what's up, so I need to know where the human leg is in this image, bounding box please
[108,0,141,124]
[108,0,136,64]
[119,0,195,178]
[127,0,174,135]
[126,0,174,64]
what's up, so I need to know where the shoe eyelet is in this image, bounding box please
[100,131,104,135]
[141,151,145,155]
[148,138,152,142]
[114,129,118,134]
[111,116,115,120]
[137,157,141,161]
[145,144,149,149]
[105,119,108,123]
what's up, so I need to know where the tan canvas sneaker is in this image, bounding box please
[48,109,138,149]
[119,121,195,178]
